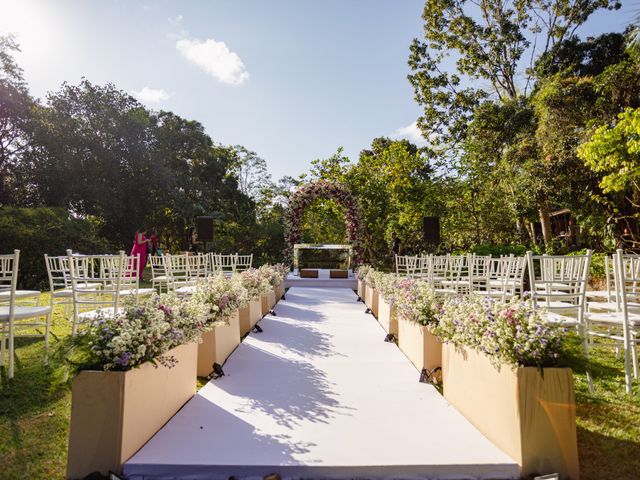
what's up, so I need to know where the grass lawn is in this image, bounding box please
[0,292,638,479]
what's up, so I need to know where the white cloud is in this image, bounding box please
[391,121,428,146]
[132,86,170,103]
[176,37,249,85]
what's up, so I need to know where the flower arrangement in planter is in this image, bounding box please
[392,277,443,374]
[372,272,399,336]
[257,265,281,314]
[434,295,564,368]
[240,268,272,300]
[272,263,289,299]
[193,274,249,327]
[192,274,249,376]
[436,296,578,479]
[355,264,372,299]
[64,293,207,371]
[363,268,380,315]
[65,294,206,479]
[239,268,271,329]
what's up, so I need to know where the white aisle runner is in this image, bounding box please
[124,288,519,479]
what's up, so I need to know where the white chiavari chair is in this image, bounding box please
[474,255,526,301]
[214,253,237,276]
[468,254,492,292]
[527,250,593,392]
[415,254,432,281]
[586,250,640,394]
[149,255,171,293]
[164,254,192,291]
[395,255,418,277]
[0,250,52,378]
[236,254,253,272]
[186,254,207,279]
[430,254,449,287]
[438,255,469,295]
[103,253,155,299]
[67,251,126,336]
[0,252,42,306]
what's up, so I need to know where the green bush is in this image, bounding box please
[469,243,531,257]
[0,207,112,289]
[567,249,607,280]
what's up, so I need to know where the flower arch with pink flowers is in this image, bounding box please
[284,180,362,264]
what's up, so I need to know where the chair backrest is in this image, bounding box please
[483,255,527,300]
[526,251,592,320]
[613,251,640,308]
[0,250,19,314]
[236,254,253,272]
[44,254,72,292]
[213,253,237,274]
[67,250,126,333]
[164,254,191,289]
[395,255,418,277]
[100,252,140,290]
[149,255,168,278]
[186,254,207,279]
[416,254,433,280]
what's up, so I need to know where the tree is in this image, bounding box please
[229,146,272,202]
[408,0,620,247]
[0,34,36,205]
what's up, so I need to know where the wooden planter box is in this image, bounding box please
[239,299,262,335]
[442,344,579,479]
[276,282,285,301]
[397,317,441,372]
[66,342,197,479]
[300,269,318,278]
[268,288,276,309]
[261,294,268,316]
[197,311,240,376]
[357,279,364,299]
[377,296,398,337]
[364,284,379,317]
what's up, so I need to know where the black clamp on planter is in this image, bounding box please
[419,366,442,384]
[253,324,263,333]
[364,307,372,314]
[208,362,225,380]
[384,333,396,343]
[356,295,363,303]
[269,309,277,316]
[281,294,286,301]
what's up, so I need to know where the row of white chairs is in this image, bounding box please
[396,253,527,300]
[149,253,253,292]
[397,250,640,394]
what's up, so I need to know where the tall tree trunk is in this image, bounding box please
[539,202,553,249]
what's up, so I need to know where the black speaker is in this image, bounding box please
[423,216,440,245]
[196,216,214,242]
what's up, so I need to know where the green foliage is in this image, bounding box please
[567,249,607,279]
[0,207,111,289]
[470,244,530,257]
[579,107,640,194]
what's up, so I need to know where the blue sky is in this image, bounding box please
[1,0,636,181]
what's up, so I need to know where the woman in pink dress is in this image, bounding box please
[130,228,151,280]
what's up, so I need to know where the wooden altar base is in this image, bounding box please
[285,269,357,289]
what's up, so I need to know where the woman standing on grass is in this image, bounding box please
[131,227,151,279]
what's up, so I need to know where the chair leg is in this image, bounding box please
[44,311,52,366]
[631,336,638,380]
[579,325,595,394]
[0,326,5,367]
[8,318,14,379]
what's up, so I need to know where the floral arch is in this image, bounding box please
[284,180,362,264]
